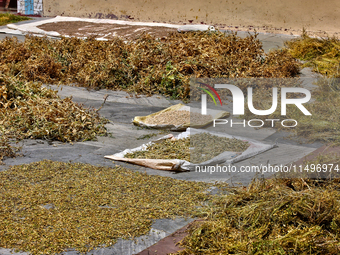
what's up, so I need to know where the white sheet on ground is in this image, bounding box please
[105,128,277,171]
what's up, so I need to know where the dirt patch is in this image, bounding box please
[38,21,177,39]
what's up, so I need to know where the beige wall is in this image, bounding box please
[43,0,340,34]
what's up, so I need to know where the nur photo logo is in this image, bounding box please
[197,81,312,128]
[197,82,223,115]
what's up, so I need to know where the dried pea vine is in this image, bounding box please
[125,133,250,164]
[0,75,108,147]
[0,32,299,101]
[286,32,340,77]
[0,160,209,254]
[176,175,340,254]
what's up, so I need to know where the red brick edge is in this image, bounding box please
[293,145,340,166]
[135,219,204,255]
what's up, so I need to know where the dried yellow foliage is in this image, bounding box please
[0,75,107,146]
[0,160,209,254]
[286,32,340,77]
[177,175,340,254]
[0,32,300,100]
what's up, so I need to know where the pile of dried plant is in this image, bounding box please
[125,137,191,161]
[177,175,340,254]
[125,133,249,164]
[0,32,299,100]
[286,32,340,77]
[0,160,209,254]
[0,75,108,145]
